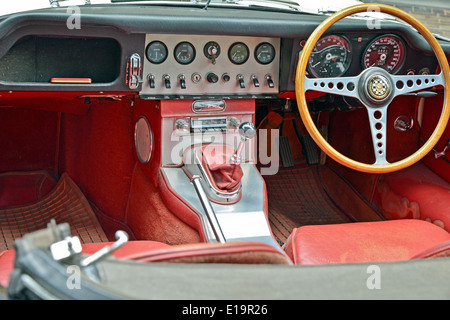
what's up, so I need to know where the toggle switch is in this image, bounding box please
[178,74,186,89]
[265,74,274,88]
[237,74,245,88]
[251,74,260,87]
[148,74,155,88]
[163,74,171,89]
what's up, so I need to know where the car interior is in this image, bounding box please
[0,1,449,298]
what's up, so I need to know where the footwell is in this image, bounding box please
[263,163,353,244]
[0,172,108,251]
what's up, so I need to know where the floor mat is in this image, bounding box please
[263,163,353,244]
[0,173,108,251]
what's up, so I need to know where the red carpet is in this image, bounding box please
[263,164,353,244]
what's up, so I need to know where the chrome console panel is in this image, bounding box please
[161,165,281,251]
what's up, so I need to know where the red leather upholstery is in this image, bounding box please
[0,241,170,288]
[118,241,289,264]
[284,219,450,265]
[0,249,15,288]
[375,162,450,231]
[200,145,243,193]
[0,240,289,288]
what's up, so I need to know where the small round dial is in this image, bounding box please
[255,42,275,64]
[228,42,249,65]
[362,35,406,74]
[145,41,168,64]
[204,41,221,60]
[174,42,196,65]
[307,35,352,78]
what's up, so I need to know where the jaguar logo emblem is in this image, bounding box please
[367,75,390,100]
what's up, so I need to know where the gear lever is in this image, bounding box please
[231,122,256,164]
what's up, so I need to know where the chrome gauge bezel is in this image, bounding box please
[145,40,168,64]
[228,42,250,65]
[254,42,276,65]
[307,35,352,78]
[174,41,196,65]
[361,34,406,74]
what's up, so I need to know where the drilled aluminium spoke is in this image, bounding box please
[304,76,361,99]
[365,105,389,165]
[392,73,444,97]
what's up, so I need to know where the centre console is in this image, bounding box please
[133,34,283,253]
[151,99,280,252]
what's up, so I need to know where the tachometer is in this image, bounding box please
[307,35,352,78]
[362,35,406,74]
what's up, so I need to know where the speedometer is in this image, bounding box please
[307,35,352,78]
[362,35,406,74]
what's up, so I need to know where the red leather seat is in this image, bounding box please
[375,162,450,231]
[284,219,450,265]
[0,240,289,288]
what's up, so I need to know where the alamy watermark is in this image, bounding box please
[168,128,280,175]
[66,6,81,30]
[66,265,81,290]
[366,6,382,30]
[366,265,381,290]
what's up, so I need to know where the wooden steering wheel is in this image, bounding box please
[295,3,450,173]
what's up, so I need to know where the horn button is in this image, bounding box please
[360,68,394,106]
[367,74,390,100]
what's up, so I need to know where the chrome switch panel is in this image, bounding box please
[141,34,280,98]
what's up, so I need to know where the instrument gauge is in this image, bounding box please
[307,35,352,78]
[174,42,196,65]
[255,42,275,64]
[145,41,168,64]
[362,35,406,74]
[204,41,221,60]
[228,42,249,65]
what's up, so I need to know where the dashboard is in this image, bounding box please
[0,4,446,99]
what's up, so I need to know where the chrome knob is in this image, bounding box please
[231,122,256,164]
[227,117,240,130]
[175,119,189,132]
[238,122,257,141]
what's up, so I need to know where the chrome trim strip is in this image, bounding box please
[192,100,226,113]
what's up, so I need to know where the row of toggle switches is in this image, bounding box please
[146,72,275,89]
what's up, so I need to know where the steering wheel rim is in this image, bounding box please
[295,3,450,174]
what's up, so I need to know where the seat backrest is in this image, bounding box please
[119,241,291,265]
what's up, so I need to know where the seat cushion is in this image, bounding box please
[284,219,450,265]
[375,162,450,231]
